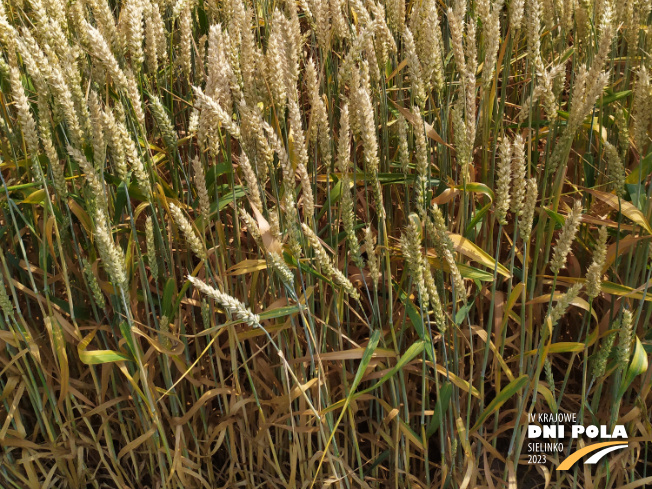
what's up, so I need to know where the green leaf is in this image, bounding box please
[155,173,179,199]
[364,450,390,477]
[626,151,652,185]
[317,179,343,222]
[538,384,557,413]
[553,276,652,302]
[79,349,132,365]
[465,202,491,235]
[394,285,436,362]
[449,234,511,278]
[114,181,128,221]
[208,186,246,214]
[457,263,494,281]
[454,182,494,201]
[163,278,176,318]
[127,183,149,202]
[426,382,453,438]
[598,90,632,107]
[379,172,438,186]
[349,329,382,393]
[285,252,331,284]
[454,300,474,325]
[544,208,565,228]
[206,163,233,189]
[119,321,137,357]
[626,183,646,210]
[600,281,652,302]
[316,330,382,474]
[22,189,46,204]
[400,288,425,339]
[196,5,208,32]
[617,336,648,399]
[258,304,302,320]
[558,47,575,64]
[78,331,132,365]
[470,375,529,433]
[582,153,595,189]
[360,340,426,395]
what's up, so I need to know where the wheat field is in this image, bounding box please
[0,0,651,486]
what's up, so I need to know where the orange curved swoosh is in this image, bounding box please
[557,442,629,471]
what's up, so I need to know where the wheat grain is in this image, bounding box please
[169,203,207,261]
[145,215,159,281]
[592,332,615,379]
[192,156,211,220]
[0,273,14,318]
[149,95,178,150]
[301,223,360,300]
[519,179,538,242]
[495,136,512,225]
[548,282,584,326]
[510,134,526,216]
[616,310,634,370]
[550,200,583,275]
[586,226,608,300]
[188,275,260,326]
[94,208,128,288]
